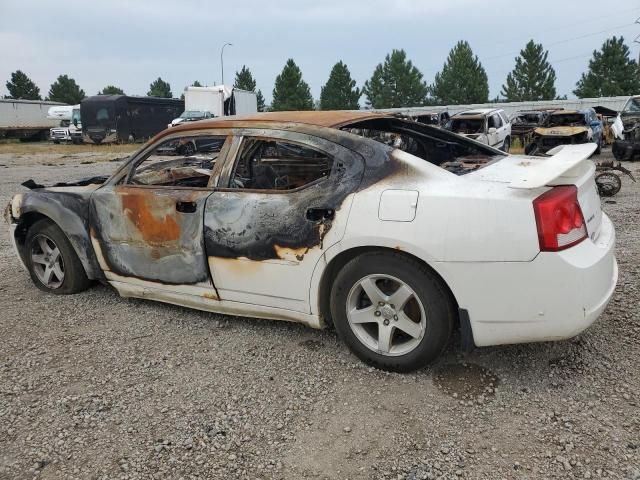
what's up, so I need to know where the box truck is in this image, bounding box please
[48,104,83,144]
[169,85,257,127]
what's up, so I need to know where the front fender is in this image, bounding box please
[10,190,104,280]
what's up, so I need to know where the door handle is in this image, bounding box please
[176,201,197,213]
[306,207,335,222]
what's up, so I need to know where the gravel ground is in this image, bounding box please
[0,145,638,480]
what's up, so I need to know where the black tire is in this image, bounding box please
[25,219,90,294]
[502,136,511,153]
[594,137,602,155]
[595,172,622,197]
[330,251,455,372]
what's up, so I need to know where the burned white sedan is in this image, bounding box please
[5,111,617,372]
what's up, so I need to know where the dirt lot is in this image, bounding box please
[0,143,638,480]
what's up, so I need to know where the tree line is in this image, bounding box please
[5,36,640,110]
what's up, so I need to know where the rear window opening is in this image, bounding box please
[342,118,505,175]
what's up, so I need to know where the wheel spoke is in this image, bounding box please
[31,254,47,265]
[395,312,423,339]
[42,266,54,285]
[38,236,52,254]
[388,284,413,310]
[360,278,385,306]
[349,306,377,324]
[377,325,394,354]
[49,247,60,262]
[52,263,64,282]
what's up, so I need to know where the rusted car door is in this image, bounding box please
[204,129,365,313]
[89,134,230,296]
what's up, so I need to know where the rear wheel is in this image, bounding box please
[25,219,90,294]
[330,251,455,372]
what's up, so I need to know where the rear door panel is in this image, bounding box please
[204,129,365,313]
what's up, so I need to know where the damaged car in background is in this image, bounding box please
[526,108,604,156]
[612,95,640,161]
[446,108,512,152]
[5,111,617,372]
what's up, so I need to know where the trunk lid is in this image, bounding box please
[467,143,602,241]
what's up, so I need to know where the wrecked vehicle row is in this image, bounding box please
[5,111,617,372]
[612,95,640,161]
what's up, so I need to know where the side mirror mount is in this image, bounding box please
[488,127,497,134]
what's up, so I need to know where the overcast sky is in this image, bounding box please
[1,0,639,105]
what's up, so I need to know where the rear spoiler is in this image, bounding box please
[467,143,597,189]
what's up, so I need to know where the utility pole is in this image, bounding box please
[221,42,233,86]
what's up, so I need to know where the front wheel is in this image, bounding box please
[25,219,90,294]
[330,251,455,372]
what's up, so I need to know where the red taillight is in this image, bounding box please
[533,185,587,252]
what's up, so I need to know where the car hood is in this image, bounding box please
[534,126,589,137]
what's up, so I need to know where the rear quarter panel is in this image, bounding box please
[337,149,541,263]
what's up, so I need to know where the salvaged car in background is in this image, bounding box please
[5,111,617,372]
[510,110,551,143]
[612,95,640,161]
[527,109,604,156]
[407,111,450,127]
[447,108,511,151]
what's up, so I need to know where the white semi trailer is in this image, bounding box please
[0,99,67,141]
[169,85,258,127]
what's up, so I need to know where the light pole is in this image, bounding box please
[220,42,233,86]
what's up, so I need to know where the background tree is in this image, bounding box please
[234,65,266,112]
[6,70,41,100]
[147,77,172,98]
[574,36,640,98]
[501,40,556,101]
[320,61,361,110]
[48,75,85,104]
[99,85,125,95]
[271,59,314,111]
[363,49,428,108]
[431,41,489,104]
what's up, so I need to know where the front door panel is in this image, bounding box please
[90,186,214,291]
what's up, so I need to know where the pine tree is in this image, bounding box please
[6,70,41,100]
[363,50,428,108]
[192,80,203,87]
[99,85,125,95]
[147,77,172,98]
[320,61,361,110]
[48,75,85,104]
[271,59,314,111]
[501,40,556,101]
[255,90,266,112]
[431,41,489,104]
[234,65,266,111]
[574,36,640,98]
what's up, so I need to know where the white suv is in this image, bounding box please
[448,108,512,151]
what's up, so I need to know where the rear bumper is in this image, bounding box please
[436,213,617,347]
